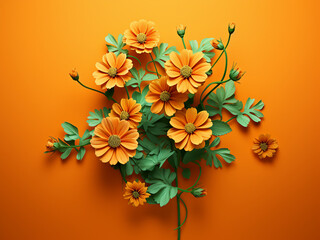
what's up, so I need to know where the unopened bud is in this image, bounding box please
[69,68,79,81]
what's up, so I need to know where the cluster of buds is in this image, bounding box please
[191,188,207,198]
[69,68,79,81]
[229,64,244,81]
[210,38,224,50]
[176,24,186,38]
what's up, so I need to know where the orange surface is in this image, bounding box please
[1,0,319,239]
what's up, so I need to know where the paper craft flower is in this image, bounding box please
[90,117,139,165]
[252,134,278,159]
[145,76,189,116]
[123,19,160,54]
[167,108,212,151]
[109,98,142,128]
[93,52,133,90]
[123,180,150,207]
[165,49,211,94]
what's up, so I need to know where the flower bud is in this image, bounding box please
[229,65,244,81]
[69,68,79,81]
[228,23,236,34]
[210,39,224,50]
[191,188,207,198]
[46,137,57,151]
[206,69,212,76]
[176,24,186,38]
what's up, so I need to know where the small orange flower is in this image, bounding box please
[69,68,79,80]
[46,137,57,151]
[93,52,133,90]
[123,19,160,54]
[109,98,142,128]
[252,134,278,159]
[165,49,211,94]
[167,108,212,151]
[90,117,139,165]
[145,76,189,116]
[123,180,150,207]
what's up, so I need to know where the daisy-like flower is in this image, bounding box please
[167,108,212,151]
[165,49,211,94]
[90,117,139,165]
[145,76,189,116]
[123,180,150,207]
[109,98,142,128]
[252,134,278,159]
[123,19,160,54]
[93,52,133,90]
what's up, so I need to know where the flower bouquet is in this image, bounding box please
[46,20,265,239]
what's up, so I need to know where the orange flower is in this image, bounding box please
[46,137,57,151]
[123,19,160,54]
[123,180,150,207]
[145,76,189,116]
[167,108,212,151]
[165,49,211,94]
[109,98,142,128]
[93,52,133,90]
[252,134,278,159]
[90,117,139,165]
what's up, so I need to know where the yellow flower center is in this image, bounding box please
[108,135,121,148]
[180,65,192,78]
[120,111,130,120]
[260,142,268,151]
[108,67,117,78]
[132,191,140,199]
[160,91,171,102]
[185,123,196,134]
[137,33,147,44]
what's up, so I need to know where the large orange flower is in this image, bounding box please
[109,98,142,128]
[123,19,160,54]
[167,108,212,151]
[90,117,139,165]
[123,180,150,207]
[93,52,133,90]
[165,49,211,94]
[145,76,189,116]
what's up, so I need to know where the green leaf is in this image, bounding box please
[152,43,178,68]
[189,38,215,62]
[105,34,128,56]
[206,81,243,118]
[146,168,178,207]
[236,98,264,127]
[206,148,235,168]
[182,148,205,164]
[211,120,232,136]
[126,68,158,90]
[61,148,72,160]
[87,107,110,127]
[76,147,86,160]
[182,168,191,179]
[62,122,79,141]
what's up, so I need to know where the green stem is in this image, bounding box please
[226,116,236,123]
[149,53,161,78]
[178,188,192,193]
[64,142,91,148]
[175,193,188,230]
[200,78,231,102]
[175,169,181,240]
[209,34,231,71]
[182,38,187,49]
[187,162,202,190]
[146,61,157,74]
[124,85,130,99]
[201,49,229,103]
[119,169,127,183]
[76,80,117,103]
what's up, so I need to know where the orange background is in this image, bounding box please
[1,0,319,239]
